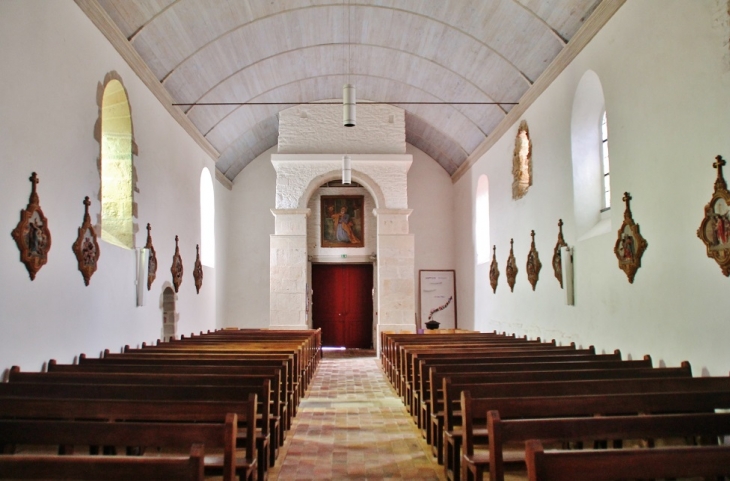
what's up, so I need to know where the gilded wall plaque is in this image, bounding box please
[71,196,100,286]
[552,219,568,288]
[193,244,203,294]
[697,156,730,276]
[171,235,183,293]
[489,245,499,293]
[145,223,157,290]
[11,173,52,280]
[613,192,648,283]
[526,230,542,291]
[506,238,518,292]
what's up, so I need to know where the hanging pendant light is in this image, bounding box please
[343,83,356,127]
[342,155,352,184]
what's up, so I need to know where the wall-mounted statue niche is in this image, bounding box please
[697,155,730,276]
[193,244,203,294]
[145,223,157,290]
[506,238,518,292]
[512,120,532,200]
[614,192,648,283]
[526,230,542,291]
[11,172,52,280]
[171,235,183,293]
[72,197,100,286]
[489,245,500,293]
[552,219,568,288]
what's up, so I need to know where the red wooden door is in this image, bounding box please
[312,264,373,348]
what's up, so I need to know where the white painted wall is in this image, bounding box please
[222,147,277,328]
[0,1,218,374]
[455,0,730,375]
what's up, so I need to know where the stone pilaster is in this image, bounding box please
[374,208,415,352]
[270,209,310,329]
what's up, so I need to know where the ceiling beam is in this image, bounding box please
[74,0,221,163]
[451,0,626,184]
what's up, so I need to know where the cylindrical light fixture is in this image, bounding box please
[342,155,352,185]
[343,84,356,127]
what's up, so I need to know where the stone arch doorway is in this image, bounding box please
[162,286,177,341]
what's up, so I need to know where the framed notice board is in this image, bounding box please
[418,270,456,329]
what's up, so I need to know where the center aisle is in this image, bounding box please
[269,350,446,480]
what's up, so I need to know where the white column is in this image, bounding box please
[374,208,415,352]
[270,209,310,329]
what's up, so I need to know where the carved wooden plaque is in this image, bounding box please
[193,244,203,294]
[526,230,542,291]
[697,156,730,276]
[489,245,500,293]
[506,238,518,292]
[614,192,648,283]
[552,219,568,288]
[171,235,183,293]
[145,223,157,290]
[72,197,100,286]
[11,173,52,280]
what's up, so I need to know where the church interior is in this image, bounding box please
[1,0,730,478]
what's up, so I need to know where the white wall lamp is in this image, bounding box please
[343,83,355,127]
[342,154,352,184]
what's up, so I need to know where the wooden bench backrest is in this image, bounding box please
[0,444,205,481]
[490,411,730,481]
[524,439,730,481]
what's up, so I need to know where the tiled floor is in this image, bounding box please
[268,350,446,481]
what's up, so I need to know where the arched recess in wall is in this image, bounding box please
[200,167,215,267]
[99,75,136,249]
[571,70,610,240]
[475,174,490,264]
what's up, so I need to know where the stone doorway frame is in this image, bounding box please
[270,154,416,353]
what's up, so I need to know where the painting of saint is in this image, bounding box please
[617,226,635,264]
[321,196,364,248]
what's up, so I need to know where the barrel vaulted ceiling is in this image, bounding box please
[88,0,610,182]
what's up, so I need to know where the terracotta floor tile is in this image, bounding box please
[269,351,445,481]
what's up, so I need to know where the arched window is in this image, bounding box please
[100,79,134,249]
[571,70,610,239]
[476,174,490,264]
[200,167,215,267]
[601,111,611,210]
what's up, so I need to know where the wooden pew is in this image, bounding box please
[0,382,270,481]
[524,439,730,481]
[490,411,730,481]
[9,367,285,462]
[460,389,730,481]
[434,362,693,478]
[0,416,239,480]
[0,396,257,481]
[412,352,631,444]
[0,443,205,481]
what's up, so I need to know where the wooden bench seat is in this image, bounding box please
[0,443,205,481]
[524,439,730,481]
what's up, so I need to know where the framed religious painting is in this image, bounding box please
[144,223,157,290]
[697,156,730,276]
[489,245,499,293]
[193,244,203,294]
[321,195,364,248]
[552,219,568,288]
[71,196,100,286]
[614,192,648,283]
[419,270,456,330]
[171,235,183,293]
[11,172,52,280]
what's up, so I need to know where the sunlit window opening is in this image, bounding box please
[601,111,611,210]
[476,175,490,264]
[200,167,215,267]
[101,79,134,249]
